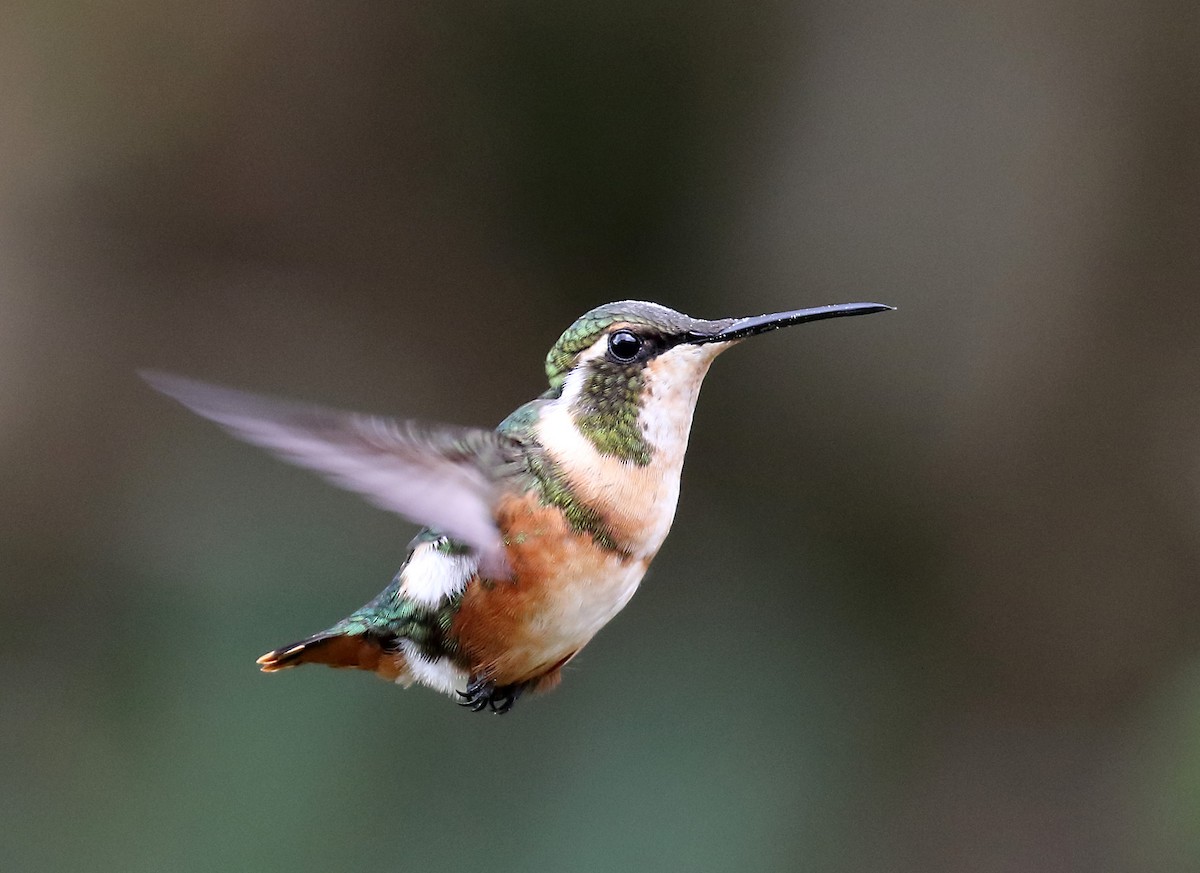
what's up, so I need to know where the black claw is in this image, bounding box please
[489,684,524,714]
[457,676,525,715]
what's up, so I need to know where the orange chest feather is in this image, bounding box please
[450,492,648,684]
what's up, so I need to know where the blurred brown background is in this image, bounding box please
[3,2,1199,872]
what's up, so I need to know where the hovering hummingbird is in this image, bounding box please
[144,299,891,713]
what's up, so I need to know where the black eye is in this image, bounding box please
[607,329,643,362]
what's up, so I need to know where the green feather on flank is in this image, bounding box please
[499,381,643,552]
[525,451,625,556]
[332,563,463,658]
[501,402,628,551]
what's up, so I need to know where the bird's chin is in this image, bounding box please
[665,339,735,366]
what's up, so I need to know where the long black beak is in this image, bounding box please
[688,302,894,344]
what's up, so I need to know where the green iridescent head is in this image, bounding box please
[543,301,706,391]
[537,299,893,464]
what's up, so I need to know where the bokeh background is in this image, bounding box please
[3,2,1199,871]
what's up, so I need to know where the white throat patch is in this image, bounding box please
[534,338,727,558]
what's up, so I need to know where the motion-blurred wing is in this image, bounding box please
[142,371,518,578]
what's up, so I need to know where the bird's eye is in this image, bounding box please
[607,329,643,362]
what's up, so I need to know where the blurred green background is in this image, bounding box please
[3,2,1199,871]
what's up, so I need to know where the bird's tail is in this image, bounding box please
[257,631,410,683]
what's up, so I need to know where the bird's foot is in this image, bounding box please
[457,676,525,714]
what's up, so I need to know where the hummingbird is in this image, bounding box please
[144,299,891,713]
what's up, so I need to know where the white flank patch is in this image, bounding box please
[399,640,468,696]
[399,540,477,607]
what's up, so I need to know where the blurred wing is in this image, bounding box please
[142,371,518,578]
